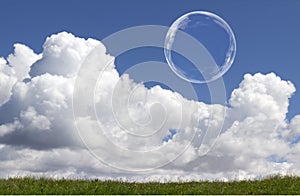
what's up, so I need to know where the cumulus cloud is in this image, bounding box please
[0,58,17,106]
[0,32,299,181]
[8,44,42,81]
[29,32,100,78]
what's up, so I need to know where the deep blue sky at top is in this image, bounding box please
[1,0,300,119]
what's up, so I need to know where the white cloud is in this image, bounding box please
[0,58,17,106]
[229,73,295,123]
[29,32,101,78]
[0,32,299,181]
[0,72,16,107]
[20,106,51,131]
[0,121,22,137]
[289,115,300,140]
[8,44,42,81]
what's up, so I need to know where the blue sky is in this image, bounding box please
[1,0,300,119]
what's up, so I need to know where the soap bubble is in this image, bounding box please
[164,11,236,83]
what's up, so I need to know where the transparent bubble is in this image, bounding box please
[164,11,236,83]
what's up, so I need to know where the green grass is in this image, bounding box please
[0,176,299,194]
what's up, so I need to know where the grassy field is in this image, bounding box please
[0,176,299,194]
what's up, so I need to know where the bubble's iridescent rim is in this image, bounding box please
[164,11,237,84]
